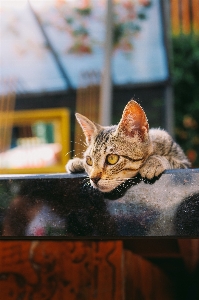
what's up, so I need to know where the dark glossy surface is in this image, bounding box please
[0,169,199,238]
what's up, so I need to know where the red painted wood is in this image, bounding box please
[0,241,124,300]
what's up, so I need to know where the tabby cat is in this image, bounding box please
[66,100,190,193]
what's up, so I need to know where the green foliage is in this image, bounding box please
[75,7,91,16]
[113,23,125,46]
[172,34,199,166]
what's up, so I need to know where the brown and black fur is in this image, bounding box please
[66,100,190,193]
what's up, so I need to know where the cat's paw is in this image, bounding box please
[65,158,85,173]
[139,155,171,180]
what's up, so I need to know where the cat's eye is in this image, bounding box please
[106,154,119,165]
[86,156,93,166]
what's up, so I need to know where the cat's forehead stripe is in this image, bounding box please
[93,128,115,153]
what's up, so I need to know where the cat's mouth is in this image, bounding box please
[90,175,144,195]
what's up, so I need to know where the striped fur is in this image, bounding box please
[66,100,190,193]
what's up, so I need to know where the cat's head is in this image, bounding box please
[76,100,153,192]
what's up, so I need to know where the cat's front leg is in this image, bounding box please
[139,155,171,180]
[65,157,85,173]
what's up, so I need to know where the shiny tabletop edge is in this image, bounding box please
[0,169,199,238]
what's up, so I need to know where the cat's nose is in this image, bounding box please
[91,176,101,185]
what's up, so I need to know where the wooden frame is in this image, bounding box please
[0,108,70,174]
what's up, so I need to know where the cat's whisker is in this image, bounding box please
[65,149,85,158]
[82,177,90,183]
[74,137,87,147]
[74,141,87,148]
[66,99,190,194]
[82,176,91,186]
[79,138,87,146]
[70,150,85,158]
[73,153,84,158]
[65,150,75,157]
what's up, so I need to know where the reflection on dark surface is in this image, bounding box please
[174,193,199,236]
[1,170,199,237]
[0,175,117,237]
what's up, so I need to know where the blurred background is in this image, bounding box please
[0,0,199,174]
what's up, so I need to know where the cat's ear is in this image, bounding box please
[75,113,101,144]
[117,100,149,139]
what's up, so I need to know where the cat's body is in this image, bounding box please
[66,100,190,193]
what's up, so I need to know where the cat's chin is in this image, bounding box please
[97,186,116,193]
[90,181,118,193]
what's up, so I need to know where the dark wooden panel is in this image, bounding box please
[0,241,123,300]
[124,250,174,300]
